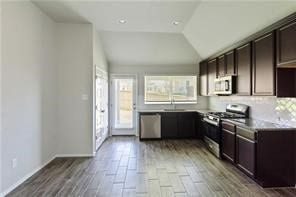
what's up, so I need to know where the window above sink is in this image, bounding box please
[144,75,197,104]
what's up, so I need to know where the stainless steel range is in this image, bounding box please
[203,104,249,158]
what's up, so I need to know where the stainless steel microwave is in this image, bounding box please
[214,75,236,95]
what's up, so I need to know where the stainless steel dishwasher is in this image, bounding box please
[140,114,161,140]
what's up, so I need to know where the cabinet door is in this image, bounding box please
[277,20,296,67]
[225,50,235,75]
[252,33,275,95]
[177,113,196,138]
[218,55,225,77]
[236,127,256,177]
[207,59,217,95]
[161,113,178,138]
[236,43,252,95]
[195,113,203,139]
[199,61,208,96]
[221,122,236,162]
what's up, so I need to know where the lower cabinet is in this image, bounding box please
[196,113,205,139]
[236,132,256,177]
[161,112,198,139]
[221,121,296,188]
[221,122,236,163]
[161,113,178,138]
[177,112,196,138]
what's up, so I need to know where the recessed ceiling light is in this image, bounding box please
[172,21,181,26]
[118,19,126,24]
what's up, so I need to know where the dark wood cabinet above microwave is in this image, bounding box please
[217,55,225,77]
[225,50,235,75]
[277,20,296,68]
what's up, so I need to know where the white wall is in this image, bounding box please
[93,30,108,72]
[101,32,200,66]
[56,23,94,156]
[1,1,57,193]
[0,1,2,194]
[183,1,296,59]
[109,64,208,111]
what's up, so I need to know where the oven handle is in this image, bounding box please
[203,117,219,126]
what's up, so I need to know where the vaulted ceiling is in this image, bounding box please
[33,0,296,66]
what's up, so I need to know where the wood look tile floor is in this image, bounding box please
[7,137,296,197]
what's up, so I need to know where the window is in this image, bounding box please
[144,76,197,104]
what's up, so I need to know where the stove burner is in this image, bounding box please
[207,112,245,119]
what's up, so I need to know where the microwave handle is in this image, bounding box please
[225,80,229,91]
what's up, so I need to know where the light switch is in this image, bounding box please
[81,94,89,101]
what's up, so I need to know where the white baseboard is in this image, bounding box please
[55,154,94,158]
[1,155,56,196]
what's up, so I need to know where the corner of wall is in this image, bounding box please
[0,0,2,195]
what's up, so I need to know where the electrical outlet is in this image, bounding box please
[12,158,17,168]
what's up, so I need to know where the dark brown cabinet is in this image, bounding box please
[276,68,296,97]
[252,33,275,95]
[161,113,178,138]
[236,126,256,177]
[221,122,236,163]
[195,113,204,139]
[177,112,196,138]
[221,120,296,187]
[236,43,252,95]
[207,59,217,95]
[277,20,296,68]
[199,61,208,96]
[226,50,235,75]
[161,112,198,139]
[218,55,225,77]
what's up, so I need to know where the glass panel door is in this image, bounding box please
[111,75,136,135]
[95,69,108,150]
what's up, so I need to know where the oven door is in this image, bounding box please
[203,118,221,144]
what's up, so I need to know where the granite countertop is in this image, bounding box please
[137,109,216,114]
[223,118,295,131]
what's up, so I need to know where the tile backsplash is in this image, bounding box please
[209,96,296,127]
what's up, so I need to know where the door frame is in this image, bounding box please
[93,65,109,155]
[110,74,138,136]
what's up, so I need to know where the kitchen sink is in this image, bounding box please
[163,109,187,111]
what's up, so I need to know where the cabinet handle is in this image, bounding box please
[237,135,256,143]
[223,129,235,135]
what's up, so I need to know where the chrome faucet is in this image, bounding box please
[171,99,176,110]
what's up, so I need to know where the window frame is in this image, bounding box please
[144,75,198,104]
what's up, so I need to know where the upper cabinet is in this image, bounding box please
[207,59,217,96]
[199,61,208,96]
[236,43,252,95]
[225,50,235,75]
[252,33,275,96]
[217,55,225,77]
[277,20,296,68]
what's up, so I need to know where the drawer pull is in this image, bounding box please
[237,134,256,143]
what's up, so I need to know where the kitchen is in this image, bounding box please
[2,1,296,196]
[138,9,296,192]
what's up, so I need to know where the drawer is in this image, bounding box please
[222,121,236,132]
[236,126,256,141]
